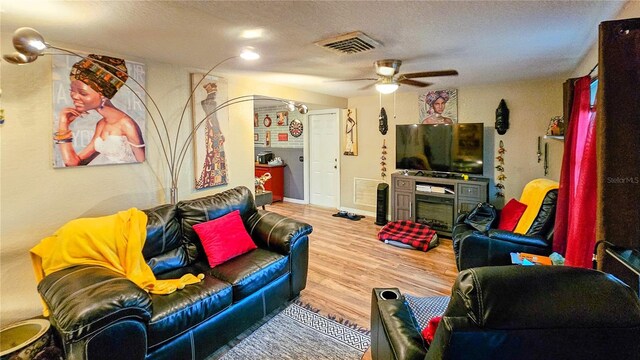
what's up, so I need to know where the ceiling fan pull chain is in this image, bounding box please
[393,91,397,120]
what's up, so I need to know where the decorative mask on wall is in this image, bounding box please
[379,107,388,135]
[495,99,509,135]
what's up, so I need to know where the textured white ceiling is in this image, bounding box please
[1,1,626,98]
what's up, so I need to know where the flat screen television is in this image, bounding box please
[396,123,484,175]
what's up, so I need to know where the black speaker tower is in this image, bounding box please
[375,183,389,226]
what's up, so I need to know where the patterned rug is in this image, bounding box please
[209,301,370,359]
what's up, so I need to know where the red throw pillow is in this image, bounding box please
[193,210,257,267]
[497,198,528,231]
[421,316,442,345]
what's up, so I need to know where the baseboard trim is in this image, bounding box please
[283,197,307,204]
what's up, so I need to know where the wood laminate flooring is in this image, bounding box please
[266,201,458,358]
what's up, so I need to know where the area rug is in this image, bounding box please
[211,301,370,359]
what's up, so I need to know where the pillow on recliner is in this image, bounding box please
[193,210,257,267]
[497,198,528,231]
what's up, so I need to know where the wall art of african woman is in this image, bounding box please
[190,73,229,189]
[418,89,458,124]
[52,54,147,168]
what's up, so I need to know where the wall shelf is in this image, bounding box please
[544,135,565,141]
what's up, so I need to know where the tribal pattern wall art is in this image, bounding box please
[343,108,358,156]
[191,73,228,189]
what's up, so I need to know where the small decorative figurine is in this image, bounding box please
[255,172,272,193]
[546,116,564,136]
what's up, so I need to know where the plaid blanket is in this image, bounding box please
[377,220,439,252]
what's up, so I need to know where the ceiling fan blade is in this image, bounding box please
[398,79,432,87]
[325,77,378,83]
[359,83,376,91]
[399,70,459,79]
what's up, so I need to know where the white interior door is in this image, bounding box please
[308,109,340,208]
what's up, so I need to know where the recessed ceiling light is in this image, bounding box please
[241,29,264,39]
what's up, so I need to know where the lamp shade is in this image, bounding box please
[2,52,38,64]
[13,27,48,56]
[240,47,260,60]
[296,103,309,114]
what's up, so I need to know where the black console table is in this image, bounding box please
[390,172,489,237]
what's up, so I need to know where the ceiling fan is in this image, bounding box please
[337,59,458,94]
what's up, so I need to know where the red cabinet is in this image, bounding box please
[255,164,286,202]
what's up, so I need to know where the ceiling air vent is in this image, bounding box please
[315,31,382,55]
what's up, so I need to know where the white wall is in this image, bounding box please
[343,78,564,213]
[0,34,345,325]
[572,1,640,78]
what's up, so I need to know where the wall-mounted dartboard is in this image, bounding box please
[289,119,303,137]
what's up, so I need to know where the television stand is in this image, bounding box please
[390,172,489,237]
[430,172,452,178]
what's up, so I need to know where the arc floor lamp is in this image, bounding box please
[4,27,308,204]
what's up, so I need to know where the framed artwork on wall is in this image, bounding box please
[419,89,458,124]
[190,73,229,189]
[343,108,358,156]
[278,133,288,141]
[277,111,288,126]
[52,53,147,168]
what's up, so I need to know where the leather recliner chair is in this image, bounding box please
[452,179,558,271]
[371,266,640,360]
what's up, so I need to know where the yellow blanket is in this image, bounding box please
[30,208,203,316]
[513,179,559,234]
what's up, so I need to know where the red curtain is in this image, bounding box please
[553,76,597,268]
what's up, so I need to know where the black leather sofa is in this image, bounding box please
[36,186,312,360]
[452,188,557,271]
[371,266,640,360]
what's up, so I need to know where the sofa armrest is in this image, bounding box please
[456,232,551,271]
[38,265,152,343]
[371,288,427,360]
[246,210,313,255]
[454,212,467,225]
[486,229,549,247]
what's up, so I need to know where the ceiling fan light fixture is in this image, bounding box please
[375,81,399,94]
[377,66,395,77]
[375,59,402,77]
